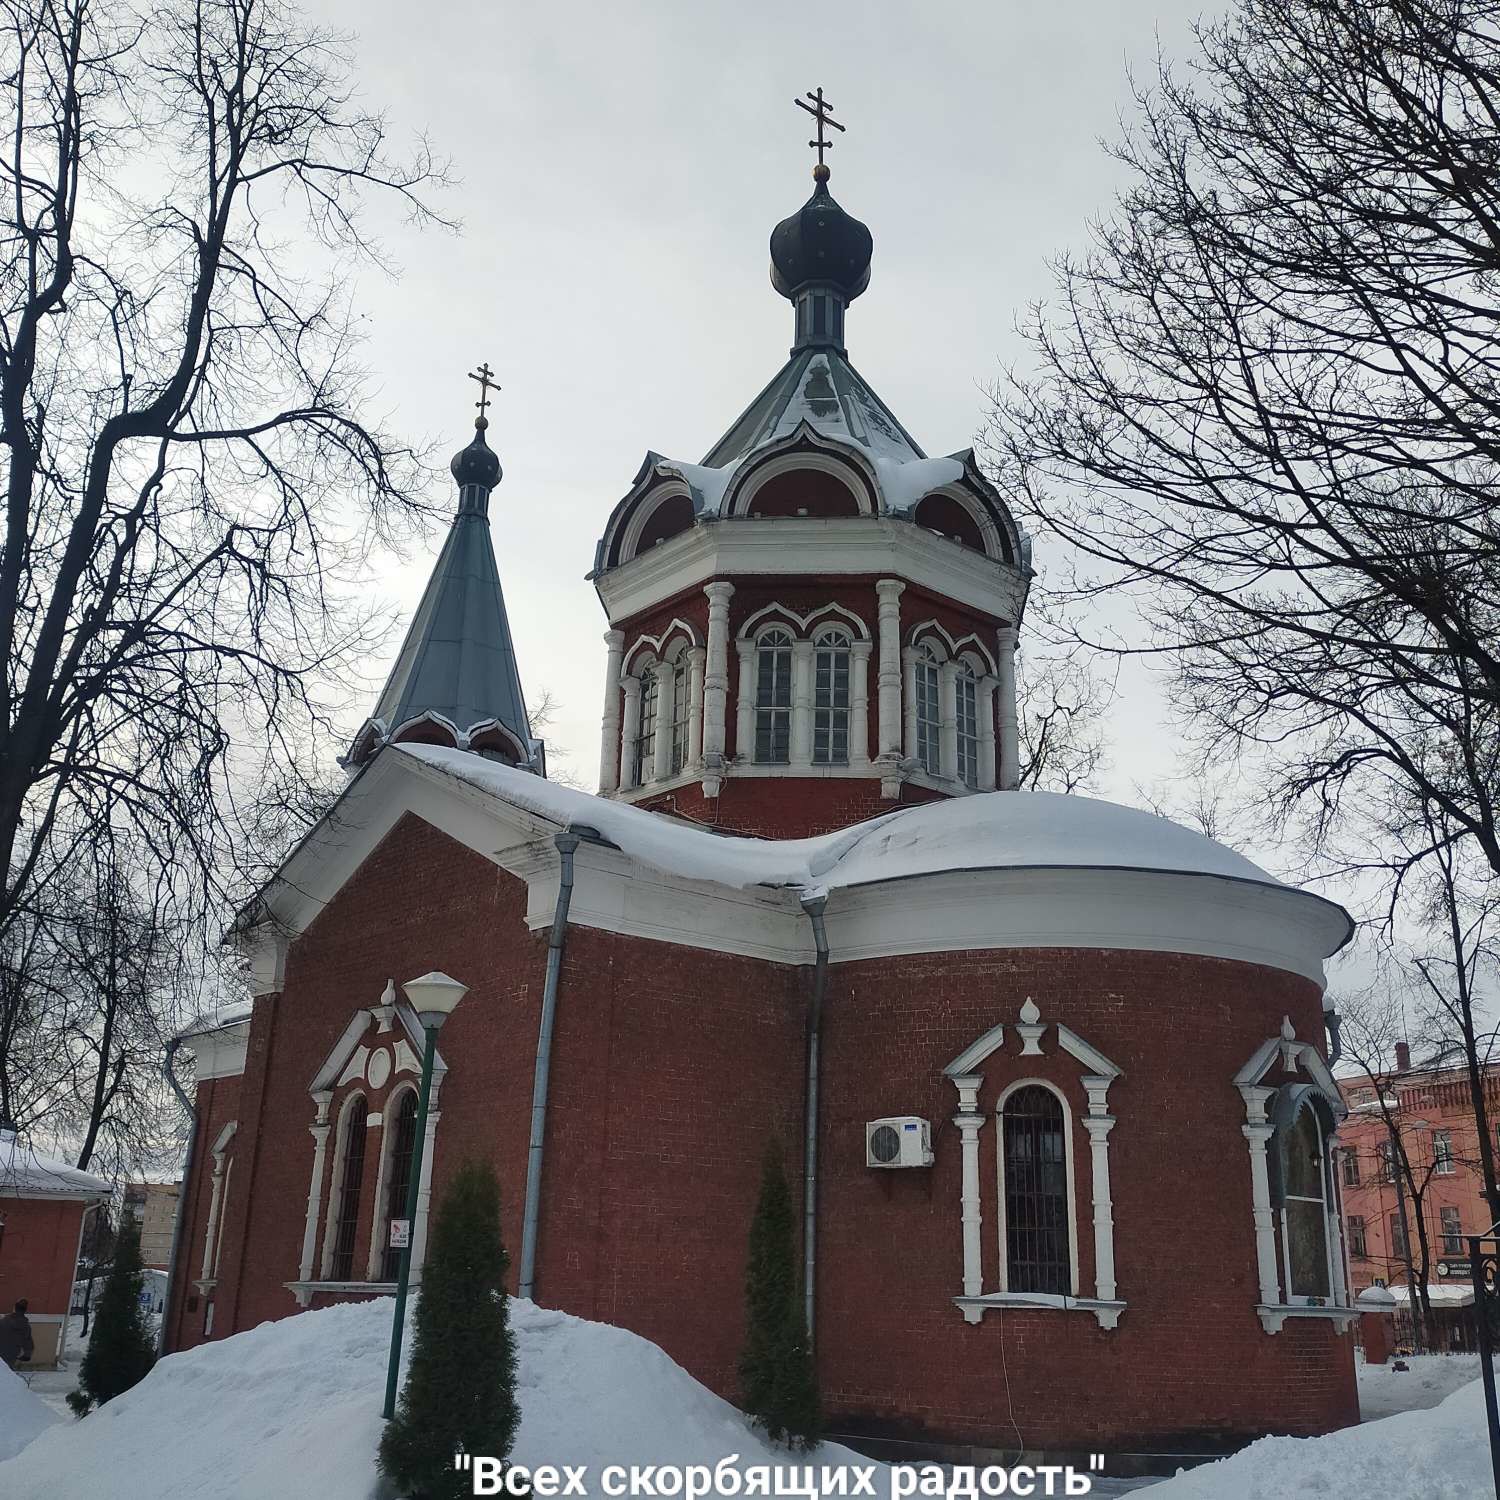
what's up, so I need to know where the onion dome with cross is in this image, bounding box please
[589,92,1032,837]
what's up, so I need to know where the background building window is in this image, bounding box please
[1378,1139,1396,1182]
[1341,1150,1360,1187]
[1390,1212,1408,1262]
[380,1091,420,1282]
[754,629,793,764]
[955,666,979,788]
[669,655,691,774]
[329,1095,368,1282]
[1440,1205,1463,1254]
[1000,1085,1071,1296]
[1348,1214,1367,1258]
[1433,1130,1454,1175]
[812,630,851,766]
[633,666,658,784]
[914,646,941,775]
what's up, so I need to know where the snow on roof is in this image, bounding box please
[400,744,1340,916]
[178,998,254,1039]
[1387,1284,1475,1307]
[0,1133,111,1200]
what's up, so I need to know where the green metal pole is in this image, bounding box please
[383,1023,438,1421]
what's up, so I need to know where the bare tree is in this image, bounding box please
[1338,987,1447,1344]
[1016,647,1111,794]
[985,0,1500,884]
[0,0,448,966]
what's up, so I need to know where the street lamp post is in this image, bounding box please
[382,971,468,1422]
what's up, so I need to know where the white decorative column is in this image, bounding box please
[598,630,625,793]
[687,646,706,769]
[1081,1076,1117,1305]
[850,641,873,769]
[735,640,755,764]
[978,676,998,791]
[1240,1085,1282,1311]
[296,1093,333,1293]
[410,1099,442,1283]
[619,677,642,791]
[997,625,1019,791]
[939,660,959,782]
[200,1156,229,1285]
[790,639,815,768]
[652,665,674,784]
[875,579,905,797]
[902,647,919,763]
[701,582,735,795]
[952,1074,986,1319]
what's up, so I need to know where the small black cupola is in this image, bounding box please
[770,89,872,355]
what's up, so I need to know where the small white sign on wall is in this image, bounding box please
[389,1218,411,1250]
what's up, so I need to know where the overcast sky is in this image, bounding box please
[309,2,1234,814]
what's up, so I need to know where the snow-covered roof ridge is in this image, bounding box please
[397,745,1346,924]
[0,1132,112,1200]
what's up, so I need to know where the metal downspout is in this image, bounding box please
[159,1036,199,1354]
[518,829,581,1300]
[800,895,829,1348]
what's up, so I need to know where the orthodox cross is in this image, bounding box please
[795,87,845,169]
[469,362,500,422]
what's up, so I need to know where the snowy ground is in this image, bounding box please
[0,1304,1490,1499]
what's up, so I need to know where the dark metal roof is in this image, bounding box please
[370,506,532,749]
[700,345,926,470]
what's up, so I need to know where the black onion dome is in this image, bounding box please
[450,417,502,490]
[769,168,873,302]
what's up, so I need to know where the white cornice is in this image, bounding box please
[236,751,1343,991]
[595,517,1028,625]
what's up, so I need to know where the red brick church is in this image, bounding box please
[166,144,1362,1457]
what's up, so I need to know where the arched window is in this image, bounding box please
[1272,1090,1335,1303]
[669,653,692,775]
[633,666,659,784]
[812,629,851,766]
[914,644,941,776]
[328,1094,368,1282]
[380,1090,420,1282]
[754,629,793,764]
[1000,1086,1071,1295]
[955,662,979,789]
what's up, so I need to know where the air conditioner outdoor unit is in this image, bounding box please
[865,1116,934,1168]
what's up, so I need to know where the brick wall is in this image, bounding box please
[0,1195,87,1319]
[814,947,1357,1448]
[184,811,1356,1451]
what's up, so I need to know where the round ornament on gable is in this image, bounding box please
[367,1049,393,1090]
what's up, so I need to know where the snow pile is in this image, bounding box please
[1357,1352,1482,1422]
[0,1128,112,1198]
[1149,1368,1492,1500]
[401,743,1321,904]
[0,1296,871,1500]
[0,1362,61,1463]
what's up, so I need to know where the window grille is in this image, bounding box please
[669,655,691,774]
[955,667,979,787]
[329,1097,367,1281]
[754,630,793,764]
[813,630,851,766]
[1001,1086,1070,1295]
[914,647,941,775]
[633,667,658,783]
[380,1092,420,1281]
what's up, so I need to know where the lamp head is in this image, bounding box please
[402,971,468,1030]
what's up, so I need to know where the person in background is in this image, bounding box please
[0,1298,34,1368]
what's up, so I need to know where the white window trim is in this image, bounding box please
[318,1089,369,1282]
[291,991,445,1308]
[945,998,1124,1330]
[194,1119,238,1296]
[1234,1020,1359,1335]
